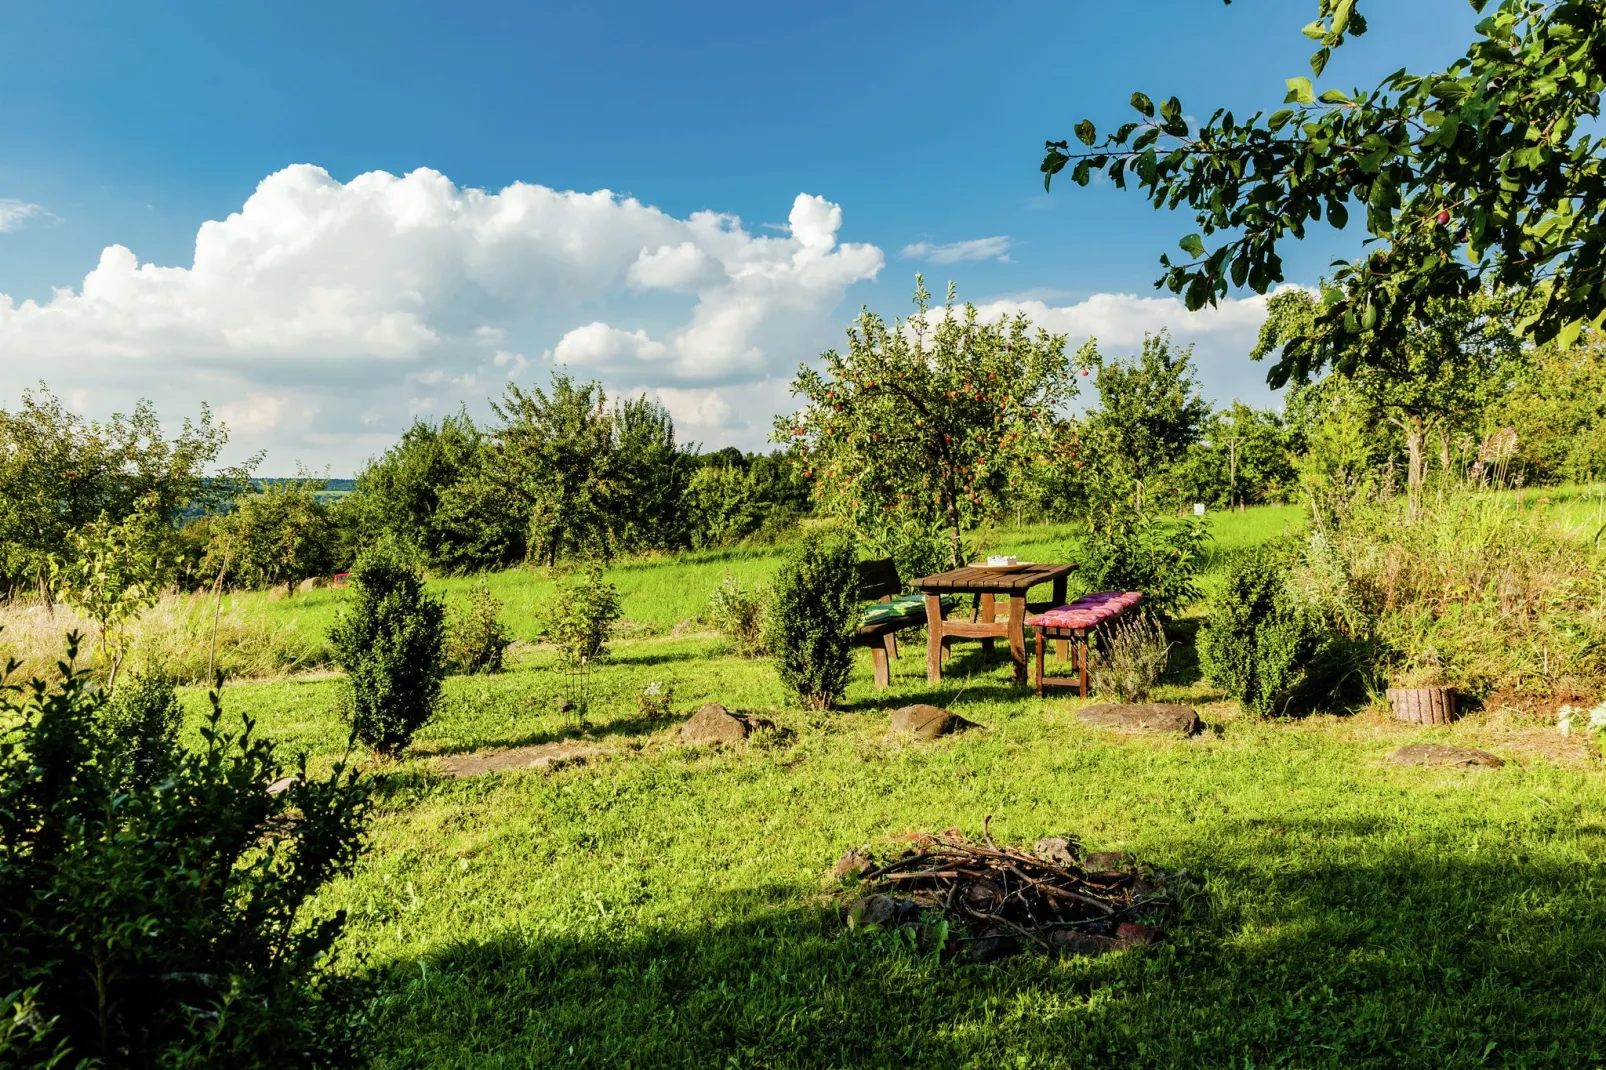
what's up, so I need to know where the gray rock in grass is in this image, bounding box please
[1388,743,1505,768]
[679,702,758,745]
[890,704,976,740]
[1077,703,1201,735]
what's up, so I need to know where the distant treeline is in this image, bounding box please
[2,317,1603,598]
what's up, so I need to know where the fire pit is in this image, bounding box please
[833,819,1186,962]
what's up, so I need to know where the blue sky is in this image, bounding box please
[0,1,1483,473]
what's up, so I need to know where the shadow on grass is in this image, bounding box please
[355,841,1606,1068]
[607,645,725,668]
[1163,618,1206,689]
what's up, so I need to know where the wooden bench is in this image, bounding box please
[855,558,956,688]
[1024,591,1144,697]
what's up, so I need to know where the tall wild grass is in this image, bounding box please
[0,592,332,684]
[1320,481,1606,697]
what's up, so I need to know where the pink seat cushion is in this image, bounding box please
[1024,591,1142,631]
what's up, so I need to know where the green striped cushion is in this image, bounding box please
[860,593,956,627]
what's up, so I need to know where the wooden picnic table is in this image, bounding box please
[910,563,1077,686]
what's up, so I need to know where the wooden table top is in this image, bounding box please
[910,562,1076,594]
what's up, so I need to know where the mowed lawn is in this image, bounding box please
[177,503,1606,1067]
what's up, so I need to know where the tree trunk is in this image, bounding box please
[1388,687,1458,725]
[1227,442,1239,511]
[1405,414,1426,519]
[943,490,961,570]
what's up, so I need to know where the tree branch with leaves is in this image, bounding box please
[1042,0,1606,384]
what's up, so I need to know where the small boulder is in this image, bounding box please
[439,742,596,778]
[1114,921,1160,947]
[970,930,1021,963]
[678,702,752,745]
[830,846,874,881]
[265,775,303,796]
[911,921,951,956]
[1033,836,1078,867]
[1078,703,1201,735]
[1051,930,1117,957]
[296,576,325,593]
[849,893,897,928]
[890,704,975,740]
[1389,743,1504,769]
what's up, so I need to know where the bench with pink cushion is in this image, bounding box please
[1023,591,1144,697]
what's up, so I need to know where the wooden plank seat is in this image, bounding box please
[856,558,958,688]
[1024,591,1144,697]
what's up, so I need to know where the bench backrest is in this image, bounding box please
[857,557,902,602]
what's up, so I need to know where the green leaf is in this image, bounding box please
[1161,96,1182,124]
[1267,109,1295,132]
[1557,317,1584,350]
[1131,92,1154,118]
[1301,18,1327,40]
[1318,88,1350,104]
[1331,0,1355,36]
[1310,48,1330,78]
[1179,234,1206,259]
[1284,77,1316,106]
[1074,119,1097,146]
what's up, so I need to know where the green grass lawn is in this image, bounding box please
[176,499,1606,1068]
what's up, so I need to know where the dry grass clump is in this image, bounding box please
[0,592,331,684]
[1328,485,1606,696]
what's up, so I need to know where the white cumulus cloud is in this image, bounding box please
[902,236,1013,263]
[0,199,49,232]
[0,165,883,471]
[950,289,1297,409]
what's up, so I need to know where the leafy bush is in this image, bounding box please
[206,476,334,594]
[0,635,370,1067]
[764,533,859,709]
[329,544,446,756]
[1088,613,1171,702]
[1199,544,1358,717]
[1073,514,1207,620]
[101,668,183,787]
[445,581,512,674]
[542,562,622,668]
[705,572,768,658]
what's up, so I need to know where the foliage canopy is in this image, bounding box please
[780,278,1078,576]
[1043,1,1606,383]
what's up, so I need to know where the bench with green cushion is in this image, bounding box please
[855,559,956,688]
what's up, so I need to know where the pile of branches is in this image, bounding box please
[834,820,1184,962]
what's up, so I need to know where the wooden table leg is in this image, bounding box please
[924,594,944,684]
[1078,631,1089,697]
[979,593,995,655]
[1034,628,1045,697]
[1008,594,1028,684]
[871,642,891,688]
[1051,576,1070,661]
